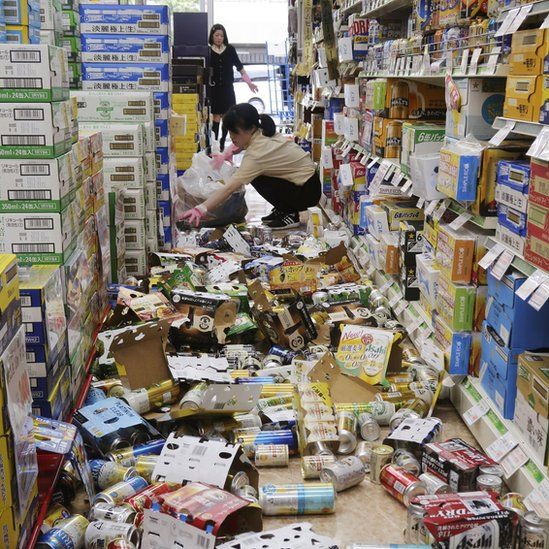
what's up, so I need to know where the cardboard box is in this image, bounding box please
[381,200,424,230]
[27,341,67,395]
[103,157,145,189]
[495,183,529,214]
[400,122,445,175]
[481,321,520,386]
[80,123,145,157]
[6,24,41,43]
[156,174,169,202]
[0,101,71,158]
[82,62,170,92]
[0,44,69,102]
[540,75,549,124]
[436,274,475,331]
[527,201,549,244]
[517,352,549,416]
[123,219,146,250]
[480,359,516,418]
[416,253,439,307]
[437,145,481,201]
[40,0,62,30]
[4,0,41,27]
[509,29,547,76]
[81,34,170,64]
[0,255,21,359]
[433,314,472,375]
[529,158,549,209]
[373,117,404,158]
[121,188,146,220]
[31,362,70,419]
[79,4,170,34]
[71,90,154,123]
[364,204,390,239]
[504,76,544,122]
[495,222,525,255]
[125,249,147,276]
[525,233,549,271]
[434,224,476,284]
[497,203,527,236]
[514,390,548,466]
[153,91,170,120]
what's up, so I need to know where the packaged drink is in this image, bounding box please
[90,460,139,490]
[370,445,394,484]
[89,503,136,524]
[135,455,158,483]
[36,515,89,549]
[42,503,71,532]
[337,410,358,454]
[393,449,421,476]
[106,439,165,467]
[358,413,381,441]
[476,473,503,495]
[319,455,366,492]
[259,483,336,515]
[380,465,427,507]
[335,401,396,425]
[93,477,149,505]
[179,381,208,409]
[406,502,430,544]
[85,520,140,549]
[355,441,373,470]
[518,511,548,548]
[234,484,259,503]
[301,455,337,479]
[419,472,452,495]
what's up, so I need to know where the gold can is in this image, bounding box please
[370,444,395,485]
[135,455,159,483]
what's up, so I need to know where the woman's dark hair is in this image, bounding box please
[209,24,229,46]
[222,103,276,137]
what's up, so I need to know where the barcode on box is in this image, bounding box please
[0,78,42,88]
[21,164,50,176]
[26,351,35,362]
[142,13,160,20]
[10,50,41,63]
[139,78,161,86]
[13,243,55,253]
[191,445,207,456]
[196,534,210,548]
[2,135,46,146]
[24,218,53,230]
[110,143,134,150]
[21,296,32,307]
[126,236,137,243]
[123,108,146,116]
[14,109,44,121]
[8,190,52,200]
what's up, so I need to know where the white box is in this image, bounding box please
[514,391,548,467]
[124,219,146,250]
[145,181,156,210]
[145,151,156,182]
[365,204,390,239]
[416,253,439,308]
[146,237,158,254]
[125,249,147,276]
[495,223,525,255]
[0,153,74,211]
[103,157,145,189]
[121,188,146,220]
[146,208,158,240]
[80,123,145,157]
[70,90,154,123]
[495,183,529,214]
[40,0,62,30]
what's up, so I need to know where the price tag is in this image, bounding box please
[384,164,396,181]
[495,7,520,37]
[500,445,529,479]
[489,119,515,146]
[463,401,490,426]
[391,170,404,187]
[416,198,425,209]
[478,243,505,270]
[486,46,501,75]
[491,249,514,280]
[401,178,413,195]
[468,47,482,75]
[486,431,518,462]
[459,48,469,75]
[529,281,549,311]
[334,113,345,135]
[424,199,440,216]
[379,279,394,294]
[360,154,369,166]
[344,83,360,108]
[432,199,449,222]
[524,479,549,519]
[412,55,422,74]
[342,141,354,156]
[367,156,380,168]
[506,4,533,34]
[321,146,334,169]
[407,315,423,334]
[347,117,360,141]
[516,270,549,301]
[389,293,402,307]
[527,126,549,161]
[449,212,473,230]
[339,163,354,187]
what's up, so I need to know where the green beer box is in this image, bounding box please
[0,153,74,212]
[436,271,476,331]
[0,44,69,102]
[0,101,72,158]
[40,29,64,47]
[103,157,145,189]
[61,36,82,62]
[400,122,446,176]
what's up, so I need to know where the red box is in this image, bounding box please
[530,158,549,209]
[525,234,549,271]
[526,202,549,244]
[350,161,365,179]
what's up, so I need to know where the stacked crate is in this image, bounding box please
[61,0,80,88]
[80,3,173,251]
[5,0,40,43]
[38,0,62,46]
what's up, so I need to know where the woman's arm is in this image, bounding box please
[202,176,244,212]
[240,69,259,93]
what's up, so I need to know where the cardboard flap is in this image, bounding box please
[247,279,271,311]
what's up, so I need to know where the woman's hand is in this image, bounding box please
[179,204,207,227]
[211,143,241,169]
[241,71,259,93]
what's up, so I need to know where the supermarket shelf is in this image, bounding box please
[361,0,412,19]
[485,236,544,277]
[28,306,110,549]
[451,377,549,499]
[493,116,543,138]
[497,0,549,22]
[339,0,364,16]
[448,200,498,230]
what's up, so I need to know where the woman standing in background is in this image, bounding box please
[208,24,259,151]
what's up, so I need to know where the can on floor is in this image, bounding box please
[85,520,140,549]
[500,492,527,516]
[233,413,263,429]
[228,471,250,494]
[380,465,426,507]
[320,456,366,492]
[259,483,336,515]
[476,474,503,495]
[135,455,158,483]
[107,539,137,549]
[179,381,208,409]
[106,439,165,467]
[358,413,381,442]
[479,464,504,478]
[355,441,373,470]
[301,455,337,479]
[89,503,136,524]
[406,501,430,545]
[124,482,173,512]
[419,472,452,495]
[518,511,549,549]
[337,410,358,454]
[42,503,71,533]
[254,444,289,467]
[334,401,395,426]
[36,515,89,549]
[93,477,149,506]
[267,345,297,364]
[370,445,394,485]
[388,408,421,431]
[235,484,259,504]
[90,460,139,491]
[393,449,421,476]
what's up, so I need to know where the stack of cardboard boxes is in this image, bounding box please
[525,158,549,271]
[0,2,6,41]
[61,0,80,89]
[5,0,40,43]
[38,0,62,47]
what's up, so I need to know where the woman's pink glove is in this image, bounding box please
[211,143,240,170]
[179,204,207,227]
[242,72,259,93]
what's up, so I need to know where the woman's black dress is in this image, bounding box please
[209,44,244,115]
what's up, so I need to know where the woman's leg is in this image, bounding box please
[220,124,229,152]
[212,114,221,140]
[251,172,321,212]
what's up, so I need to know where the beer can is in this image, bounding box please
[337,410,358,454]
[267,345,297,364]
[243,355,262,371]
[89,503,136,524]
[479,464,504,478]
[106,439,165,467]
[228,471,250,493]
[134,455,158,483]
[335,401,395,426]
[500,492,527,516]
[93,477,149,505]
[419,472,452,495]
[370,445,394,485]
[36,515,89,549]
[254,444,289,467]
[355,441,372,470]
[259,483,336,515]
[234,484,259,504]
[93,379,123,394]
[312,291,330,305]
[256,395,293,411]
[519,512,549,549]
[107,385,129,399]
[320,456,366,492]
[179,381,208,409]
[42,503,71,533]
[124,482,173,512]
[234,426,262,438]
[233,412,263,429]
[238,429,296,457]
[476,474,503,495]
[380,465,427,507]
[301,455,337,479]
[358,413,381,442]
[90,460,139,490]
[107,539,137,549]
[406,501,430,544]
[85,520,140,549]
[85,386,108,406]
[389,408,421,431]
[393,449,421,476]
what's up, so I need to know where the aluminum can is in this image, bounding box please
[256,395,293,410]
[233,412,263,429]
[124,482,172,512]
[355,441,373,470]
[337,410,358,454]
[519,511,549,549]
[479,464,504,478]
[312,291,330,306]
[335,401,395,425]
[476,474,503,495]
[107,539,137,549]
[234,484,259,503]
[179,381,208,409]
[358,413,381,441]
[93,477,148,505]
[121,380,180,414]
[36,515,89,549]
[93,379,123,394]
[389,408,421,431]
[243,355,262,371]
[501,492,527,516]
[90,460,138,490]
[89,503,136,524]
[106,439,165,467]
[254,444,289,467]
[380,465,426,507]
[393,449,421,476]
[107,385,129,399]
[320,456,366,492]
[267,345,297,364]
[301,455,337,479]
[406,501,430,544]
[134,455,158,483]
[370,445,395,485]
[85,386,108,406]
[238,429,296,457]
[228,471,250,493]
[85,520,140,549]
[419,472,452,495]
[42,503,71,532]
[259,483,335,515]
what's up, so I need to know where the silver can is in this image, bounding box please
[179,381,208,410]
[89,503,136,524]
[85,520,140,548]
[233,412,263,429]
[519,511,549,549]
[479,464,504,478]
[319,456,366,492]
[337,410,358,454]
[36,515,89,549]
[93,477,148,506]
[355,441,372,471]
[301,455,337,479]
[229,471,250,493]
[393,449,421,476]
[357,413,381,442]
[406,501,430,544]
[419,472,452,495]
[476,474,503,495]
[389,408,421,431]
[235,484,259,504]
[254,444,289,467]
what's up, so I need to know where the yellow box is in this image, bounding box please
[0,505,18,549]
[172,93,199,104]
[0,435,16,518]
[509,30,547,76]
[503,76,544,122]
[511,28,546,53]
[423,217,439,253]
[373,117,405,158]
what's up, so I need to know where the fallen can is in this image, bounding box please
[85,520,140,549]
[124,482,173,512]
[476,473,503,495]
[89,503,136,524]
[106,439,165,467]
[370,445,395,485]
[254,444,289,467]
[337,410,358,454]
[267,345,297,364]
[238,429,296,457]
[479,464,505,478]
[358,413,381,442]
[42,503,71,533]
[334,401,395,426]
[85,386,108,406]
[36,515,89,549]
[259,483,336,515]
[134,455,158,483]
[235,484,259,504]
[107,539,137,549]
[405,501,430,545]
[301,455,337,479]
[179,381,208,409]
[355,441,372,470]
[500,492,527,516]
[228,471,250,493]
[418,472,452,495]
[93,477,149,505]
[320,456,366,492]
[389,408,422,431]
[89,460,139,491]
[393,449,421,476]
[380,465,426,507]
[518,511,549,549]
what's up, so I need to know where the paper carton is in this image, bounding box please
[434,224,476,284]
[400,122,445,175]
[82,62,170,92]
[81,34,170,64]
[504,75,544,122]
[509,29,548,76]
[80,123,145,158]
[71,90,154,123]
[527,201,549,244]
[79,4,170,34]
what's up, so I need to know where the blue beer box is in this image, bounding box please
[154,91,170,120]
[156,146,170,175]
[29,349,67,399]
[4,0,41,27]
[81,34,170,64]
[157,199,171,224]
[497,204,527,236]
[155,118,169,149]
[480,360,516,419]
[156,174,170,202]
[82,63,170,92]
[496,160,530,191]
[160,225,172,247]
[79,4,169,35]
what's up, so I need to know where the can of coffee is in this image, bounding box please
[319,456,366,492]
[355,441,373,470]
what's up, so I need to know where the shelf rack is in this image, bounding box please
[361,0,412,19]
[497,0,549,22]
[493,116,544,138]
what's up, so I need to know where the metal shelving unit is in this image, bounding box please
[493,116,544,138]
[448,201,498,230]
[485,236,544,277]
[497,0,549,22]
[361,0,412,19]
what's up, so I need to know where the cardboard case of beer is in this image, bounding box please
[79,4,169,34]
[82,62,170,92]
[509,28,548,76]
[103,157,145,189]
[400,122,445,175]
[4,0,41,27]
[0,255,22,358]
[504,75,544,122]
[71,90,155,123]
[81,34,170,63]
[5,24,41,44]
[80,123,145,157]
